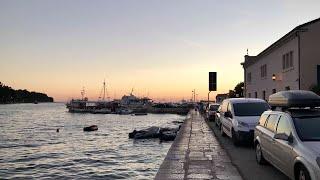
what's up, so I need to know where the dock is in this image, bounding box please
[155,110,242,180]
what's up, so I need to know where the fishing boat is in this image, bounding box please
[66,81,116,113]
[120,89,152,112]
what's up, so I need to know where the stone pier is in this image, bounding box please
[155,110,242,180]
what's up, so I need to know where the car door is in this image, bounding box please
[220,101,230,136]
[272,114,294,176]
[261,114,280,164]
[224,102,234,137]
[216,105,222,125]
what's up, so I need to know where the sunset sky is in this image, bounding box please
[1,0,320,102]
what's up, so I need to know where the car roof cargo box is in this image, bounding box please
[269,90,320,108]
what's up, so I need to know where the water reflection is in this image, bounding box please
[0,103,185,179]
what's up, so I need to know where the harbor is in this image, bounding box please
[66,82,193,115]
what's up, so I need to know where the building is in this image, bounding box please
[241,18,320,100]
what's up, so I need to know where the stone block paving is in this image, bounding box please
[155,110,242,180]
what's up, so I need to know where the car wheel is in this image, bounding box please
[255,143,266,165]
[232,129,240,146]
[220,124,226,137]
[296,165,311,180]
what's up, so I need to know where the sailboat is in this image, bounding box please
[92,80,112,114]
[66,80,115,114]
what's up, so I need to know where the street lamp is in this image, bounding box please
[272,74,276,81]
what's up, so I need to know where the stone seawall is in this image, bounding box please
[155,110,242,180]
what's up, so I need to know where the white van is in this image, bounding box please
[219,98,270,145]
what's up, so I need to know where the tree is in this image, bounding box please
[234,82,244,97]
[228,90,236,98]
[310,84,320,95]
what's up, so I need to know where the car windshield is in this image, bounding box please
[294,116,320,141]
[233,102,269,116]
[209,105,219,111]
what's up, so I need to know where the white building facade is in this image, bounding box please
[242,18,320,100]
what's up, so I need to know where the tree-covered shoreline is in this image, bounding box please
[0,82,54,104]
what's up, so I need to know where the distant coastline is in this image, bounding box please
[0,82,54,104]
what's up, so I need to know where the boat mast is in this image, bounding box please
[130,88,134,96]
[103,80,106,101]
[81,87,85,100]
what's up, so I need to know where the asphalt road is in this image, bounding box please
[206,120,290,180]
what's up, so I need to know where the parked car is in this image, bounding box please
[219,98,270,145]
[254,90,320,180]
[207,103,220,121]
[215,105,222,127]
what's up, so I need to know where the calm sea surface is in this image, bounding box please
[0,103,185,179]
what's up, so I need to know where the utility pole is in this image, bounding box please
[193,89,196,103]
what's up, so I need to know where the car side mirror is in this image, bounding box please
[288,133,294,144]
[224,111,233,118]
[274,133,294,143]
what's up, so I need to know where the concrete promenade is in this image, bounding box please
[155,110,242,180]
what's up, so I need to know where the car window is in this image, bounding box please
[221,101,228,112]
[209,105,219,111]
[294,116,320,141]
[233,102,269,116]
[266,114,279,132]
[276,115,292,136]
[227,103,232,112]
[259,114,269,126]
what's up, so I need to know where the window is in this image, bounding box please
[221,101,228,112]
[260,64,267,78]
[259,114,269,126]
[282,55,285,69]
[218,105,222,113]
[266,114,279,132]
[247,72,252,83]
[294,116,320,141]
[255,92,258,98]
[209,105,219,111]
[282,51,294,70]
[276,115,292,137]
[286,54,290,68]
[227,103,232,112]
[233,102,270,116]
[248,93,251,98]
[262,90,266,100]
[289,51,293,67]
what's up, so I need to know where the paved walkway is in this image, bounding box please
[155,110,242,180]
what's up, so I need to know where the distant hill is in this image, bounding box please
[0,82,54,104]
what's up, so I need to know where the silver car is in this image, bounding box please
[207,103,220,121]
[254,109,320,180]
